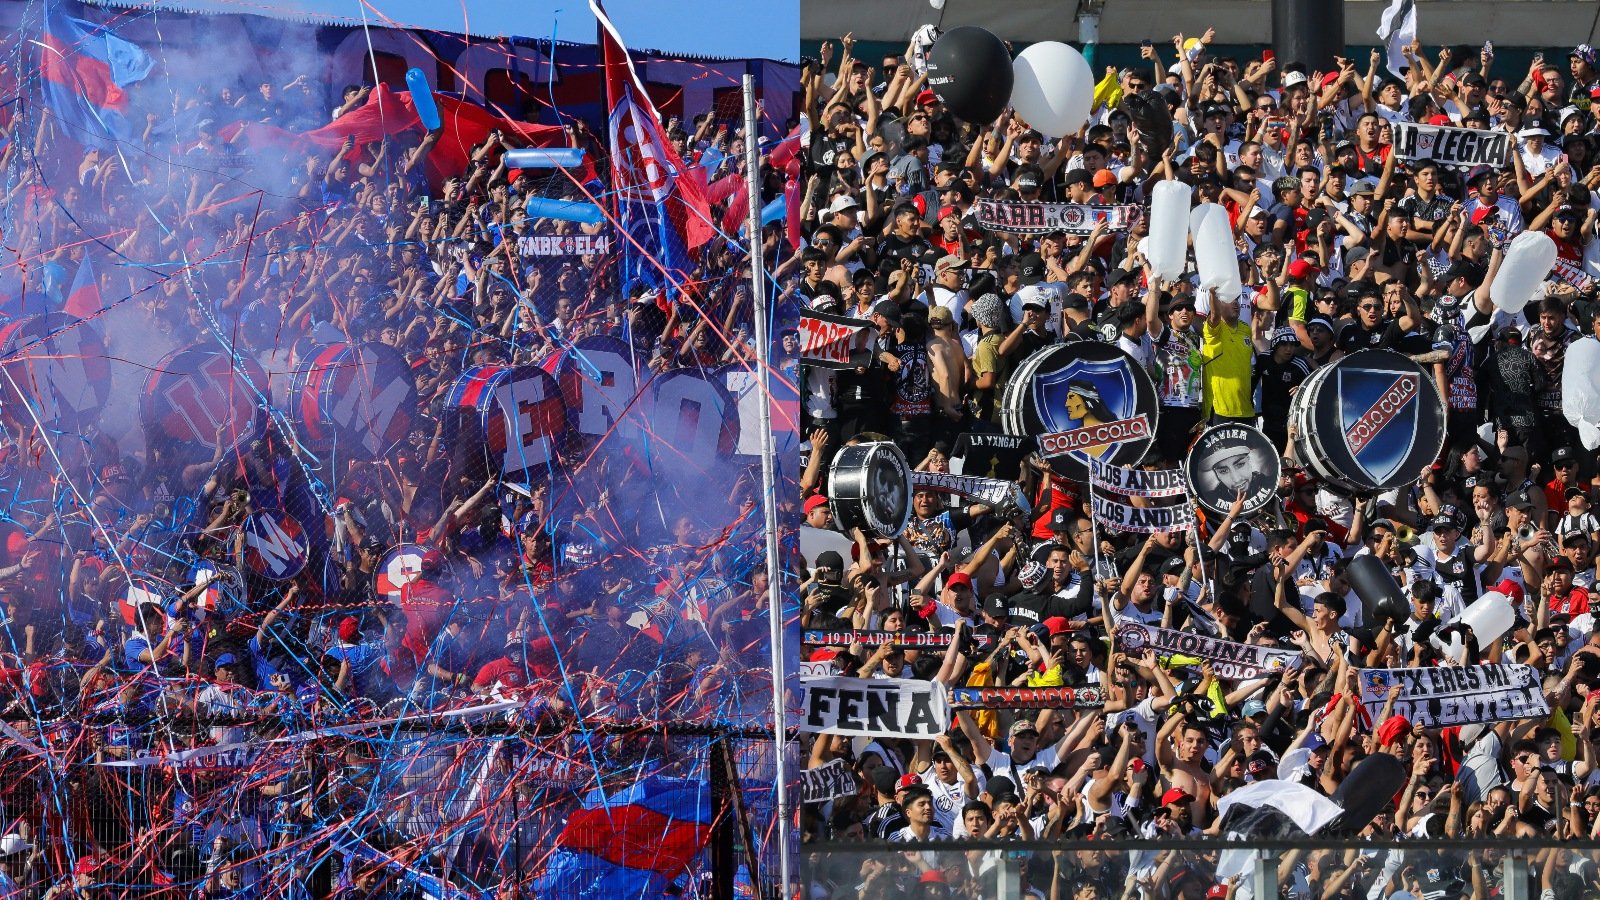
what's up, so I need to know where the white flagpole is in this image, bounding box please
[743,74,791,899]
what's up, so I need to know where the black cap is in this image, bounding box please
[868,767,899,795]
[1062,293,1091,311]
[872,299,903,323]
[1014,165,1044,192]
[983,596,1010,618]
[1443,259,1486,289]
[1061,169,1091,189]
[1017,253,1045,286]
[1105,267,1136,288]
[1554,447,1578,467]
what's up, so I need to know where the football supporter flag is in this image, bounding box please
[1377,0,1418,79]
[39,7,153,148]
[592,0,716,291]
[534,776,713,897]
[63,256,100,318]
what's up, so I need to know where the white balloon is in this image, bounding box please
[930,0,945,7]
[1448,590,1514,648]
[1147,181,1192,283]
[1009,41,1094,139]
[1190,203,1240,302]
[1562,336,1600,448]
[1491,231,1556,314]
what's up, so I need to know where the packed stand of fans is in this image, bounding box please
[0,33,792,900]
[797,29,1600,900]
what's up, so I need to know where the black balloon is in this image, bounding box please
[1328,753,1407,834]
[1346,553,1410,627]
[926,27,1014,124]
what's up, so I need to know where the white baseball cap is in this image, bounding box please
[1282,71,1309,88]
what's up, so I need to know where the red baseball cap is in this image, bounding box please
[1495,578,1525,606]
[897,773,920,790]
[803,495,830,515]
[946,571,972,589]
[808,647,841,662]
[1161,788,1194,806]
[1285,259,1319,280]
[917,89,939,106]
[337,616,360,643]
[1043,616,1071,636]
[919,870,948,884]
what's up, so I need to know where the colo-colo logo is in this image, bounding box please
[1345,374,1417,454]
[1040,415,1151,457]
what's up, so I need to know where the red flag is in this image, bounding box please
[592,0,716,258]
[63,256,100,318]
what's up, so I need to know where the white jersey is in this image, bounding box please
[919,770,978,834]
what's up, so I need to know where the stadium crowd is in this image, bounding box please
[797,27,1600,900]
[0,19,790,899]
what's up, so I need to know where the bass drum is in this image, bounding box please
[1287,349,1445,493]
[827,442,912,539]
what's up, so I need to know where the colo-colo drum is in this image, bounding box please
[1287,349,1445,493]
[1002,341,1159,480]
[828,441,912,539]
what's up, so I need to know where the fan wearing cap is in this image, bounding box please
[803,494,835,530]
[1409,513,1477,622]
[1546,554,1592,620]
[193,652,254,744]
[955,710,1071,795]
[1463,166,1524,234]
[927,253,970,322]
[326,615,388,700]
[1146,285,1203,463]
[968,293,1012,423]
[1517,120,1561,175]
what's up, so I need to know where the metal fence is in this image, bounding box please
[802,838,1600,900]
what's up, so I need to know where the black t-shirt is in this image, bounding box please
[876,233,932,267]
[809,129,854,169]
[1336,318,1403,353]
[1254,352,1312,417]
[1397,193,1454,232]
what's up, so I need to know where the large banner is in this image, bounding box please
[803,630,995,648]
[1088,459,1187,498]
[1115,623,1301,680]
[1356,665,1549,727]
[947,685,1106,709]
[799,676,950,738]
[1390,122,1512,170]
[976,200,1142,235]
[1091,494,1195,534]
[799,310,873,369]
[909,470,1030,515]
[515,233,614,256]
[800,758,859,803]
